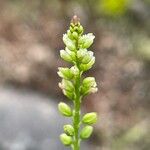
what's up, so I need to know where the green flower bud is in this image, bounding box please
[58,102,72,117]
[82,77,96,87]
[82,112,97,125]
[63,124,74,136]
[78,25,83,34]
[60,50,72,62]
[63,34,76,51]
[80,57,95,71]
[80,125,93,139]
[67,30,73,40]
[65,48,76,61]
[60,133,72,146]
[81,76,97,96]
[81,51,94,64]
[63,89,74,100]
[58,67,74,80]
[59,79,74,92]
[69,25,74,32]
[72,31,78,39]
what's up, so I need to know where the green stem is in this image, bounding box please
[73,71,81,150]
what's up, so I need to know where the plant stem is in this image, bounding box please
[73,71,81,150]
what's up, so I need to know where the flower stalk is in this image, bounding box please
[58,15,98,150]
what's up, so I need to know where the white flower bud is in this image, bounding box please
[79,33,95,49]
[63,34,76,51]
[81,51,94,64]
[70,66,79,76]
[60,50,72,62]
[81,77,97,95]
[77,49,87,62]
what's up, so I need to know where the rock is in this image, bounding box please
[0,86,89,150]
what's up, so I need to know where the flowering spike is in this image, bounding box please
[57,16,98,150]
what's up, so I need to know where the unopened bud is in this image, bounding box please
[82,77,96,87]
[58,102,72,117]
[63,34,76,51]
[77,49,87,62]
[58,67,74,80]
[80,57,95,71]
[60,79,74,92]
[80,125,93,139]
[78,25,84,34]
[82,112,97,125]
[82,33,95,49]
[72,31,78,39]
[60,50,72,62]
[63,89,74,100]
[81,51,94,64]
[70,66,79,76]
[60,133,72,146]
[63,124,74,136]
[65,48,76,61]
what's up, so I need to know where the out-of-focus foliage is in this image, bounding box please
[99,0,130,16]
[135,36,150,61]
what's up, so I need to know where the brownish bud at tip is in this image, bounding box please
[71,15,80,25]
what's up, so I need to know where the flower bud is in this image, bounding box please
[67,30,73,40]
[70,66,79,76]
[65,48,76,61]
[78,25,83,34]
[60,50,72,62]
[81,51,94,64]
[82,77,96,87]
[72,31,78,39]
[79,33,95,49]
[80,125,93,139]
[60,133,72,146]
[63,34,76,51]
[58,67,74,80]
[63,124,74,136]
[80,77,97,96]
[59,79,74,92]
[77,49,87,62]
[80,57,95,71]
[82,112,97,125]
[58,102,72,117]
[63,89,74,100]
[83,33,95,48]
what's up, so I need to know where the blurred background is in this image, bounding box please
[0,0,150,150]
